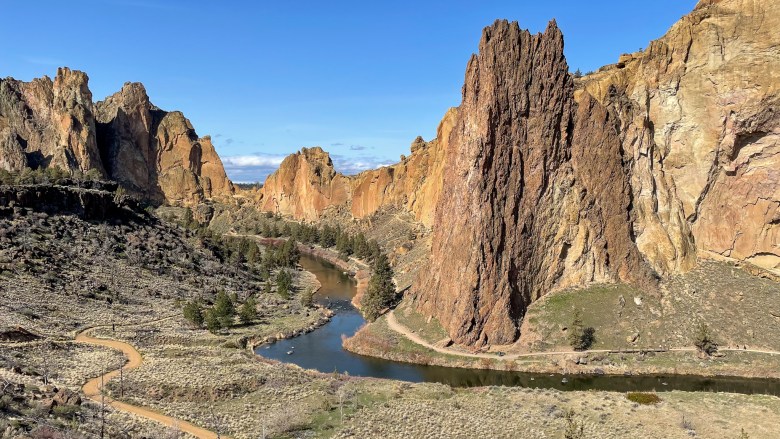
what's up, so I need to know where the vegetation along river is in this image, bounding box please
[257,254,780,395]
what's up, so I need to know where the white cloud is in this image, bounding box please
[222,153,287,183]
[222,151,395,183]
[223,154,285,168]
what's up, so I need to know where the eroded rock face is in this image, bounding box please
[95,82,234,205]
[0,70,233,206]
[256,0,779,346]
[0,68,104,175]
[580,0,780,274]
[413,21,656,346]
[258,108,458,227]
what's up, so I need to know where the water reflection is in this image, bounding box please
[256,255,780,395]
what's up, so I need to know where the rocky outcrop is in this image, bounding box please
[579,0,779,275]
[0,71,233,206]
[413,20,657,346]
[0,183,141,221]
[95,82,234,205]
[0,68,104,175]
[253,0,780,346]
[258,108,457,227]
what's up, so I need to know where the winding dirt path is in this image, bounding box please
[76,323,229,439]
[386,310,780,360]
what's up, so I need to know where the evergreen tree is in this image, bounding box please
[361,253,396,321]
[300,287,315,308]
[239,296,258,324]
[568,309,595,350]
[213,290,235,328]
[205,309,222,333]
[182,300,204,328]
[276,270,293,299]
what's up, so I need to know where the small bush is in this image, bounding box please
[626,392,661,405]
[300,287,315,308]
[694,323,718,356]
[563,409,585,439]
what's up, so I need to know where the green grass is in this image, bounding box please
[393,297,449,344]
[626,392,662,405]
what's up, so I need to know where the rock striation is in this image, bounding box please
[414,20,656,346]
[257,0,780,346]
[0,69,233,205]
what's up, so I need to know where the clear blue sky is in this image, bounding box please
[1,0,697,182]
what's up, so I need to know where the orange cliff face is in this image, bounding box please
[258,107,458,227]
[0,70,234,206]
[256,0,780,348]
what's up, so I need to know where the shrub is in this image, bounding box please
[626,392,661,405]
[568,310,595,351]
[694,323,718,356]
[564,409,585,439]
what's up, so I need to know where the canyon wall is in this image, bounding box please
[258,0,780,346]
[0,68,233,205]
[259,107,458,227]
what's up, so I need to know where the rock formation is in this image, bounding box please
[259,107,458,227]
[95,82,233,204]
[0,69,233,205]
[580,0,780,277]
[257,0,780,346]
[0,68,104,175]
[414,20,657,346]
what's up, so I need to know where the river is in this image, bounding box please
[257,254,780,395]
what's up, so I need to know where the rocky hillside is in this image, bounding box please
[256,0,780,347]
[0,68,233,205]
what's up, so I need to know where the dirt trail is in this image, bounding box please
[386,311,780,360]
[76,323,230,439]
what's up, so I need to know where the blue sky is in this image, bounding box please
[1,0,697,182]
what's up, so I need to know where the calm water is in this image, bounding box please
[257,255,780,395]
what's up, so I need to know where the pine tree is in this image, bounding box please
[213,291,235,328]
[361,253,396,321]
[239,296,258,324]
[300,287,315,308]
[182,300,204,328]
[205,309,222,333]
[276,270,293,299]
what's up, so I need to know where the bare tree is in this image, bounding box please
[337,385,353,425]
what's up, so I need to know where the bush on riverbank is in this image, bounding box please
[626,392,661,405]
